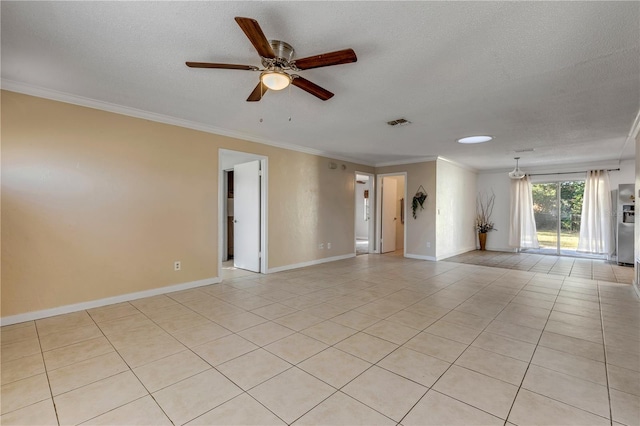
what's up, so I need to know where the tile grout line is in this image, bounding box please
[271,265,506,423]
[3,256,633,425]
[596,282,614,426]
[396,269,537,425]
[318,265,511,424]
[32,322,62,426]
[96,294,290,425]
[501,274,563,424]
[85,306,178,426]
[504,276,615,424]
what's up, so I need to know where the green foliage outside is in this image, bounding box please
[531,181,584,231]
[532,181,584,250]
[537,230,580,249]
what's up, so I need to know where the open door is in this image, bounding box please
[233,160,261,272]
[381,176,397,253]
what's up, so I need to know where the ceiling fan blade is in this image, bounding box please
[247,82,268,102]
[186,62,259,71]
[292,48,357,70]
[291,76,334,101]
[234,17,276,59]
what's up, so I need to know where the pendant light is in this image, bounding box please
[508,157,525,179]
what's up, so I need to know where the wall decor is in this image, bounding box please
[412,185,427,219]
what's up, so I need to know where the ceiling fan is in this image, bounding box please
[186,17,357,102]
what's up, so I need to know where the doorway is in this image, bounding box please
[219,150,268,278]
[355,173,374,255]
[376,173,406,255]
[530,180,585,255]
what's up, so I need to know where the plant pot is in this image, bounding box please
[478,232,487,251]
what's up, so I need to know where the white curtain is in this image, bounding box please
[577,170,612,254]
[509,175,540,249]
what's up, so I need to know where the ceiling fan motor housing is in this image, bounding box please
[263,40,295,69]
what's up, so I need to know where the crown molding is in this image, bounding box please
[628,109,640,140]
[1,79,373,167]
[374,156,438,168]
[618,108,640,161]
[436,156,478,172]
[627,108,640,144]
[478,160,622,176]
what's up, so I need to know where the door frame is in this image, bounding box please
[354,171,376,254]
[218,149,268,278]
[375,172,407,257]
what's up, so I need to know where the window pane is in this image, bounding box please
[559,181,584,253]
[532,183,558,250]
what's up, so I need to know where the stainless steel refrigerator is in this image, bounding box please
[617,184,635,265]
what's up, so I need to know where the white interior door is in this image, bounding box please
[233,160,261,272]
[381,177,397,253]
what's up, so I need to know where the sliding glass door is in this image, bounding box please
[531,181,584,255]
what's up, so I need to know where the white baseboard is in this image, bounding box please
[486,247,518,253]
[267,253,356,273]
[404,253,437,262]
[436,246,477,261]
[0,277,221,326]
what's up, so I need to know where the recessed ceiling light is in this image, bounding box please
[457,135,493,144]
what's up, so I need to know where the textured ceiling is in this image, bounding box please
[2,1,638,170]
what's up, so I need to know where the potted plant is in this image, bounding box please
[476,191,496,250]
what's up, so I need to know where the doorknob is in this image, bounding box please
[234,220,238,223]
[394,217,397,221]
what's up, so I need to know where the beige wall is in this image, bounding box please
[376,161,437,258]
[435,159,477,259]
[1,91,372,318]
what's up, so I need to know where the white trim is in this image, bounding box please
[1,80,371,167]
[436,246,477,260]
[484,247,518,253]
[620,109,640,163]
[267,253,355,274]
[376,172,408,256]
[626,109,640,144]
[218,150,268,277]
[437,156,479,173]
[478,160,621,176]
[404,253,437,262]
[0,277,221,326]
[354,171,376,254]
[374,156,438,168]
[260,158,269,273]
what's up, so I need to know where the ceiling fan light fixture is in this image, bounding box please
[508,157,526,179]
[457,135,493,144]
[260,70,291,91]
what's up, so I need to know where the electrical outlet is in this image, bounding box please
[174,261,181,271]
[319,243,324,250]
[426,242,431,248]
[327,242,332,249]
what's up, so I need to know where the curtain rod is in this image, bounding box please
[527,168,620,177]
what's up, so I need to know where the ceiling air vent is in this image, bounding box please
[387,118,411,126]
[514,148,535,153]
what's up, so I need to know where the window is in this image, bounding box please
[530,180,585,255]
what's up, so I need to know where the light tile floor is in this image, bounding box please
[2,253,639,425]
[445,250,635,283]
